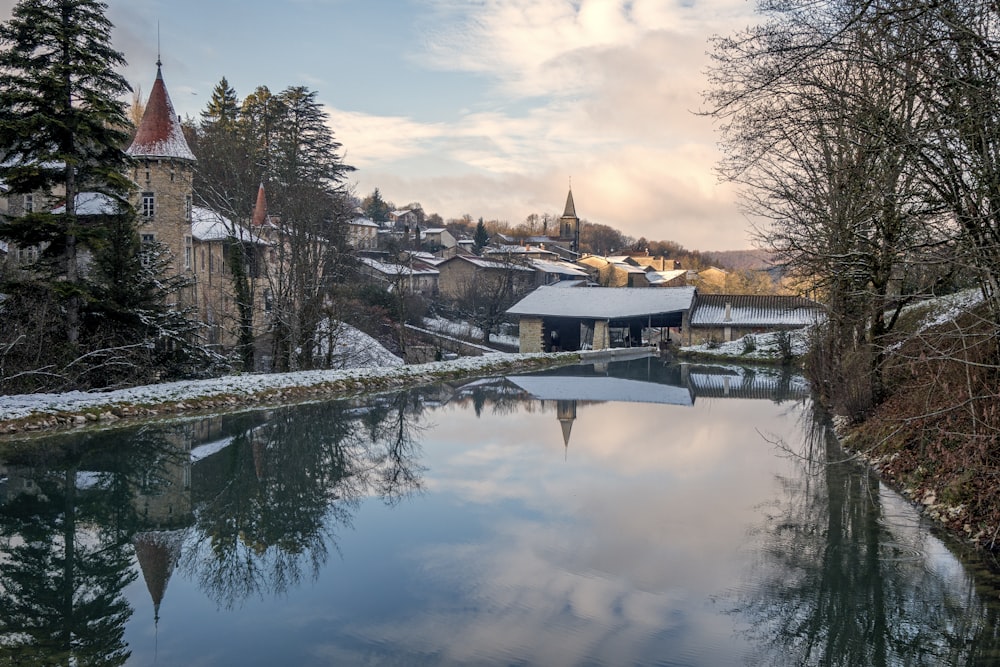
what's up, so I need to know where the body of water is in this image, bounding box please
[0,357,998,666]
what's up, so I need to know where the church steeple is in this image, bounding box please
[127,62,195,162]
[563,187,577,219]
[558,184,580,252]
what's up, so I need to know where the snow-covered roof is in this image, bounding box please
[50,192,122,216]
[410,251,447,266]
[349,216,379,228]
[126,65,196,162]
[507,285,696,318]
[0,240,7,254]
[689,294,824,327]
[530,259,589,277]
[448,255,534,272]
[358,255,439,276]
[190,206,264,244]
[645,269,687,285]
[507,375,693,406]
[486,244,556,257]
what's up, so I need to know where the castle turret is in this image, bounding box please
[128,61,196,282]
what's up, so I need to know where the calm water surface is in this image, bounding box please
[2,358,1000,666]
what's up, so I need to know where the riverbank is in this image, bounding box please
[832,290,1000,551]
[0,351,584,435]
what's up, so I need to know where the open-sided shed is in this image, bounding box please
[507,285,696,352]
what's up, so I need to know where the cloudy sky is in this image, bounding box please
[0,0,762,250]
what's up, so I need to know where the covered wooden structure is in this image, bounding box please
[507,286,696,352]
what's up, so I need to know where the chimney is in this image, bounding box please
[724,301,732,322]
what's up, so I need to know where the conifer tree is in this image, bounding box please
[0,0,132,346]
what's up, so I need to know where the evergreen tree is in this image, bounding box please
[363,187,390,222]
[473,218,490,253]
[0,0,132,346]
[266,86,355,371]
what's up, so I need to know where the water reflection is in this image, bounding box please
[0,359,998,665]
[736,406,1000,666]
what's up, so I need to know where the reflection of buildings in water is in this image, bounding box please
[556,400,577,455]
[507,360,809,450]
[133,529,185,625]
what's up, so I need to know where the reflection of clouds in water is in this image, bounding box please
[333,397,812,663]
[329,519,723,667]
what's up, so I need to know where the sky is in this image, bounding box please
[0,0,762,251]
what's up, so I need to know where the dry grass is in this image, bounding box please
[849,305,1000,547]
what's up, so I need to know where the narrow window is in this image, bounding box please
[23,194,33,213]
[140,233,155,267]
[184,236,192,270]
[141,192,155,218]
[185,194,192,221]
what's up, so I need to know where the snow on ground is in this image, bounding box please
[0,352,557,423]
[680,328,811,361]
[886,288,985,352]
[312,321,404,368]
[422,316,520,348]
[0,321,491,424]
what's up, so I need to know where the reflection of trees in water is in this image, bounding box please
[185,395,426,607]
[0,438,146,667]
[737,406,1000,666]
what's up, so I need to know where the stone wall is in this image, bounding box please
[519,316,544,353]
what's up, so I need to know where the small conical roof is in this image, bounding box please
[562,188,577,219]
[133,530,185,623]
[251,183,268,226]
[127,63,196,162]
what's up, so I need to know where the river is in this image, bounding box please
[0,357,998,666]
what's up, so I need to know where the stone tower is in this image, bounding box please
[558,187,580,253]
[126,60,196,288]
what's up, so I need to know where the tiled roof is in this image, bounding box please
[126,65,196,162]
[690,294,824,327]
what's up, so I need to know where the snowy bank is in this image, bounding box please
[0,352,582,434]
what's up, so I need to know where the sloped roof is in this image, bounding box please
[645,269,687,285]
[51,192,121,215]
[530,258,589,277]
[358,256,439,276]
[126,64,196,162]
[446,255,534,272]
[508,285,696,318]
[689,294,824,327]
[191,206,264,244]
[349,217,379,228]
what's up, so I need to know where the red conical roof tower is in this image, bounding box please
[127,61,196,162]
[251,183,269,226]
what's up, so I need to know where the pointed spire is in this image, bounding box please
[133,530,185,625]
[127,62,196,162]
[562,186,577,219]
[251,183,268,226]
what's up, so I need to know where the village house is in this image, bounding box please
[420,227,457,252]
[577,254,651,287]
[436,254,535,300]
[357,255,440,296]
[346,216,379,250]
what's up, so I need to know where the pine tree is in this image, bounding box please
[473,218,490,253]
[0,0,132,346]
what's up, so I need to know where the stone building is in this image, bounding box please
[126,60,196,292]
